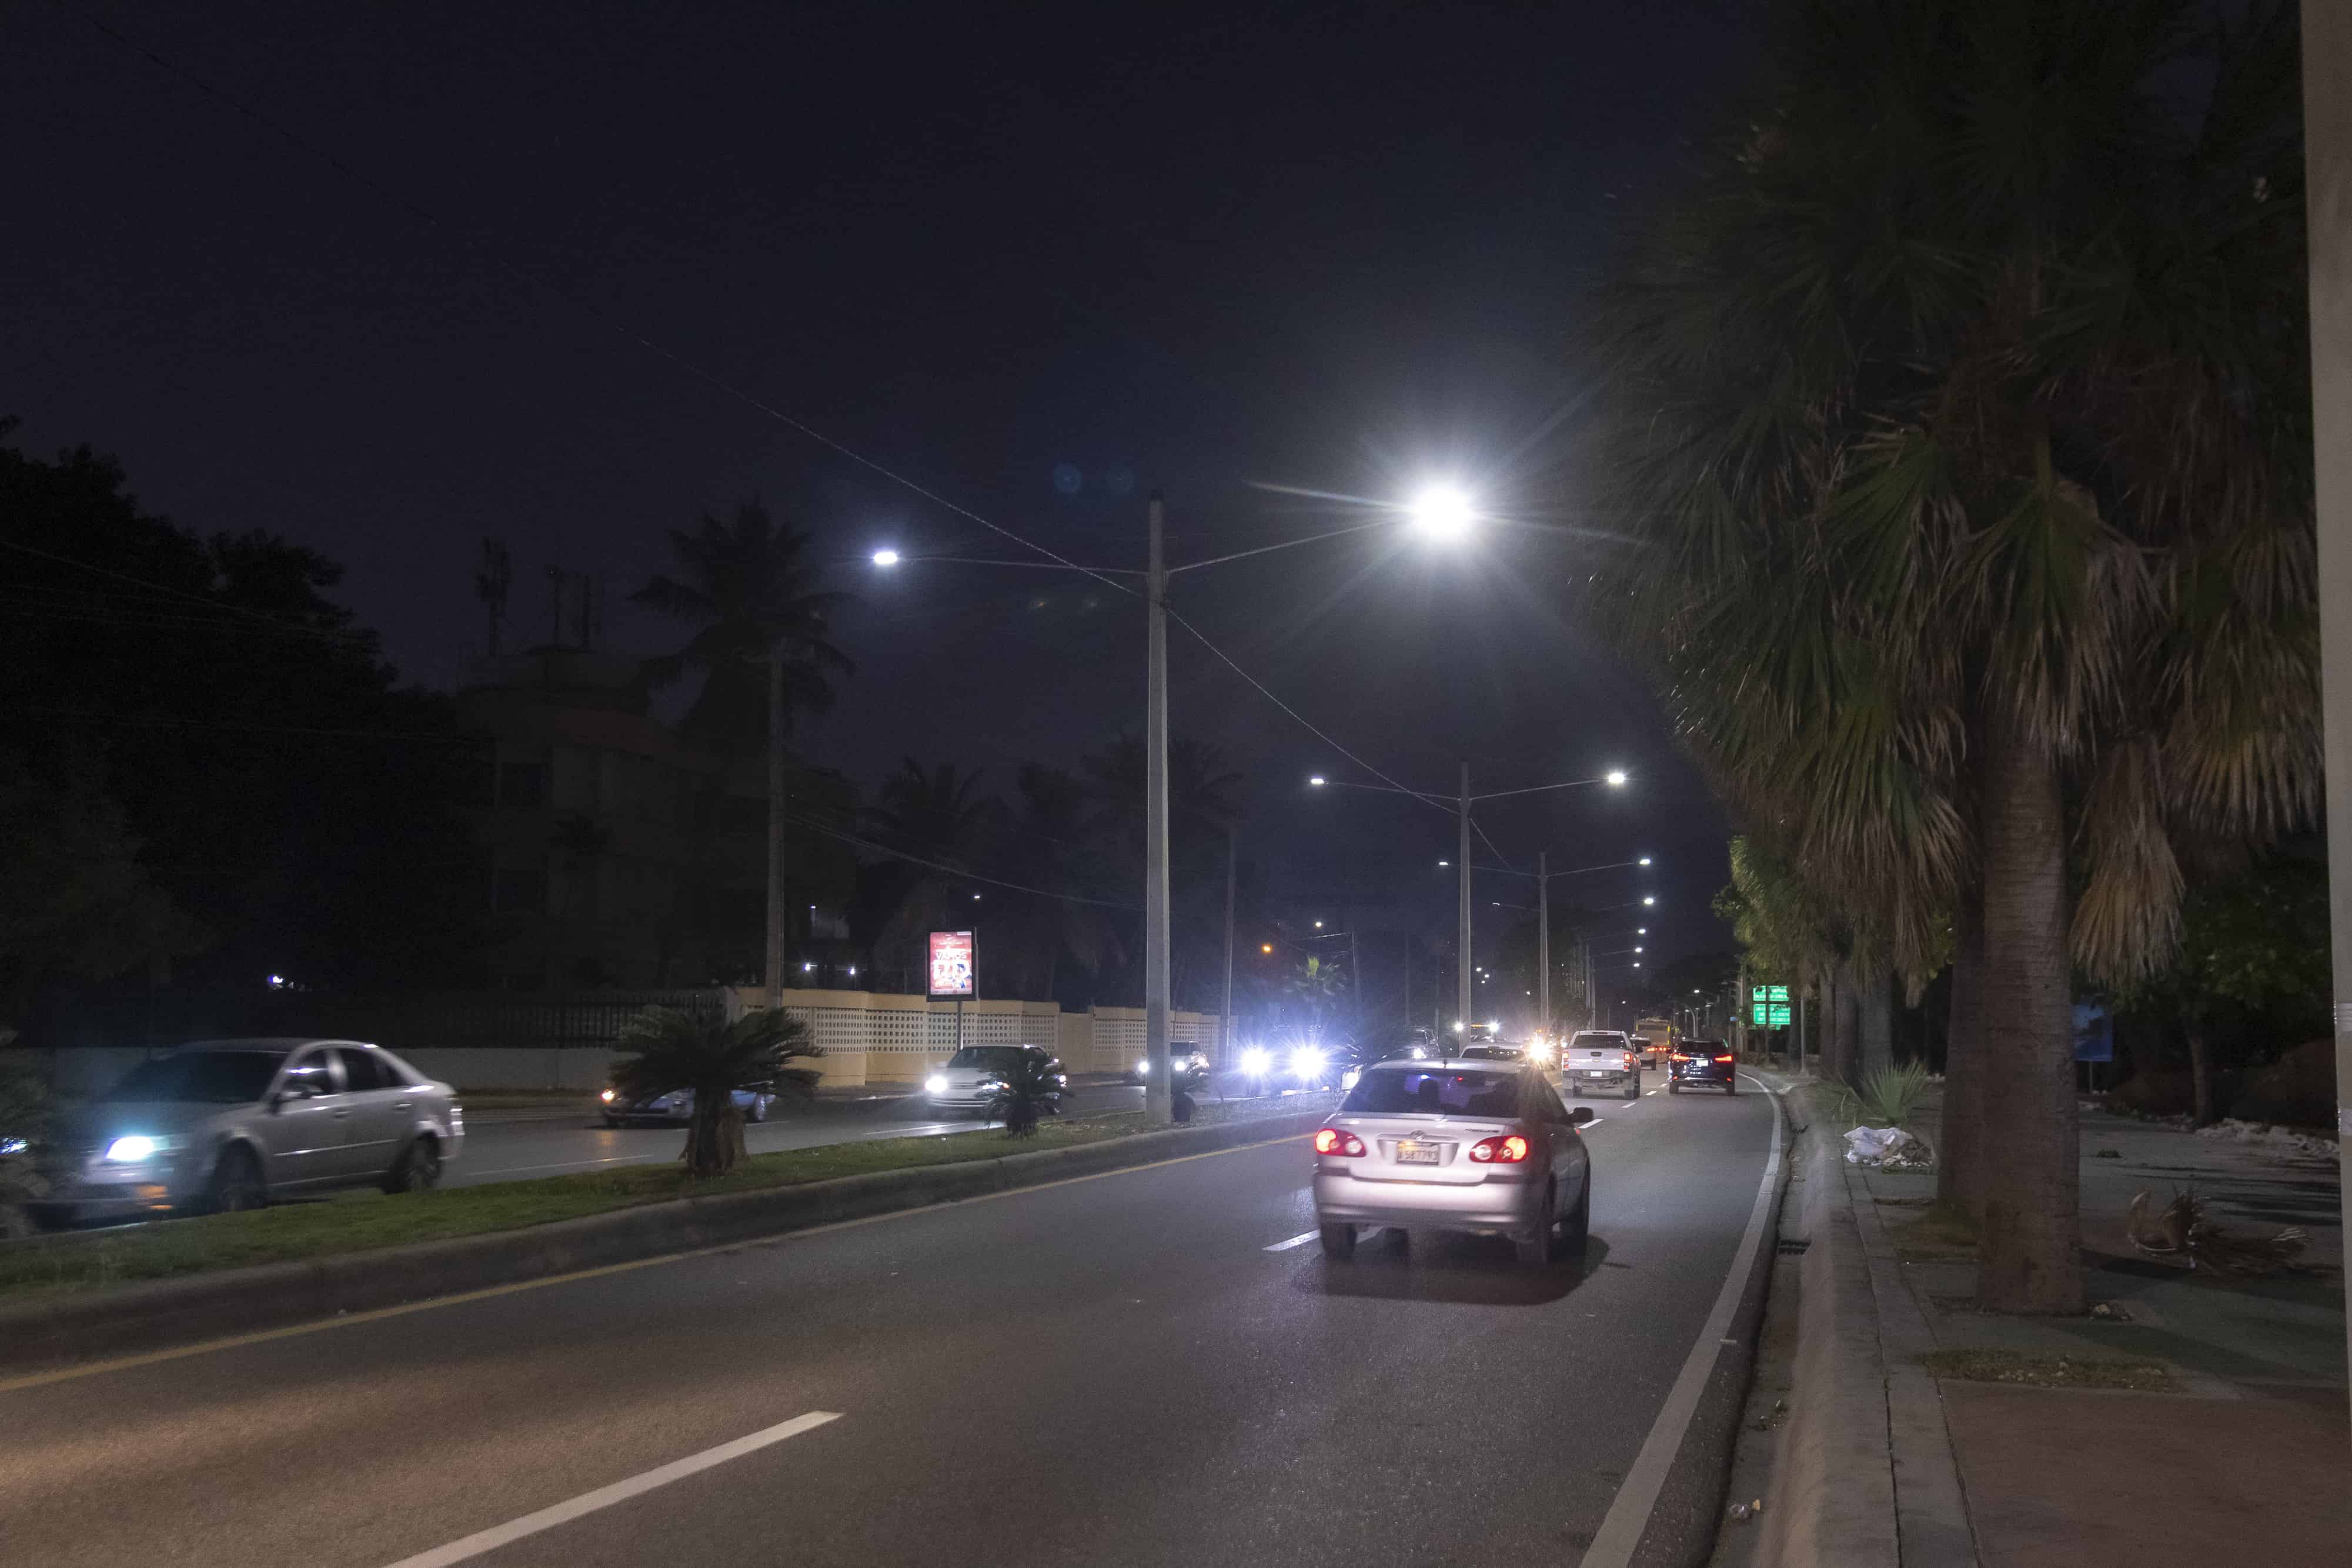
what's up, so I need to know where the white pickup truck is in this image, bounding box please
[1565,1029,1642,1099]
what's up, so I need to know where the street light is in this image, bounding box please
[1407,484,1476,540]
[876,489,1467,1128]
[1308,775,1327,787]
[1606,770,1629,787]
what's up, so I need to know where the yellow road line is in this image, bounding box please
[0,1131,1311,1396]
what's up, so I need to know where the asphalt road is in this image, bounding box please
[449,1080,1208,1187]
[2,1075,1778,1568]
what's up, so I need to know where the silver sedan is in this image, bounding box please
[33,1038,463,1222]
[1311,1058,1592,1265]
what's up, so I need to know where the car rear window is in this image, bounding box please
[1340,1068,1521,1118]
[100,1051,287,1104]
[1569,1034,1628,1049]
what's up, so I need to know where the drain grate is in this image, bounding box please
[1776,1238,1812,1256]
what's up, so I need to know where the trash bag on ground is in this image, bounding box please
[1844,1125,1922,1167]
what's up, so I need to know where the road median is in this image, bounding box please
[0,1102,1332,1376]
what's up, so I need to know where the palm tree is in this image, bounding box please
[1080,734,1244,1004]
[1585,0,2314,1313]
[864,758,1001,991]
[634,502,852,1006]
[984,1049,1065,1139]
[1282,954,1349,1039]
[612,1005,820,1177]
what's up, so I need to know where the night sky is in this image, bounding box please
[4,0,1759,991]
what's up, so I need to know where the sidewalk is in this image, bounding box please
[1853,1099,2347,1566]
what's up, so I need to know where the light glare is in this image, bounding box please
[1408,484,1476,539]
[871,549,901,567]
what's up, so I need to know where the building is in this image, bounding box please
[455,644,850,989]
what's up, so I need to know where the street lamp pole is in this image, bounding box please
[1221,824,1237,1072]
[1536,848,1550,1042]
[1457,760,1472,1045]
[1144,494,1173,1126]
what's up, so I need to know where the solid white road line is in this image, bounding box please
[1577,1074,1783,1568]
[378,1411,841,1568]
[1262,1229,1319,1252]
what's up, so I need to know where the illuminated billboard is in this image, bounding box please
[928,930,977,998]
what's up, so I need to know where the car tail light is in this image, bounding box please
[1623,1052,1638,1069]
[1671,1052,1693,1062]
[1713,1054,1735,1064]
[1314,1127,1367,1157]
[1468,1134,1531,1164]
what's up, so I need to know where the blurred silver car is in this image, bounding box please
[923,1044,1067,1114]
[34,1038,463,1222]
[1311,1059,1592,1265]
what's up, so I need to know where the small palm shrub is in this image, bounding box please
[614,1006,819,1176]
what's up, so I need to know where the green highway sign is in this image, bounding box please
[1750,1002,1792,1027]
[1753,985,1789,1002]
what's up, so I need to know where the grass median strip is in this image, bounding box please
[1918,1348,2180,1393]
[2,1099,1308,1303]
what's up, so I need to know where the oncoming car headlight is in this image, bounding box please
[1238,1047,1272,1077]
[1135,1058,1152,1078]
[924,1074,948,1095]
[103,1135,184,1163]
[1288,1047,1326,1081]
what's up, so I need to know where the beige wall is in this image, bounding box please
[729,988,1226,1086]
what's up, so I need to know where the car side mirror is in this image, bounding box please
[1571,1106,1596,1126]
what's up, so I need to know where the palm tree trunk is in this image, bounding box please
[2187,1024,2215,1128]
[1939,892,1987,1217]
[1975,713,2083,1314]
[1859,964,1894,1079]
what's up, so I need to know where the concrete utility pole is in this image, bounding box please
[764,646,786,1011]
[1537,850,1551,1042]
[1220,825,1236,1068]
[2299,0,2352,1427]
[1144,494,1173,1126]
[1457,761,1472,1045]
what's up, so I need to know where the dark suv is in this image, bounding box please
[1667,1039,1738,1095]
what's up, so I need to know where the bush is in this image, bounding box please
[1830,1061,1936,1134]
[2228,1039,2336,1130]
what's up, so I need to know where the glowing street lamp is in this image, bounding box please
[1407,483,1476,540]
[871,549,901,567]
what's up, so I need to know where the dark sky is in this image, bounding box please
[4,0,1759,996]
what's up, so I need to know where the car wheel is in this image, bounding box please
[208,1146,267,1213]
[744,1095,769,1125]
[603,1115,623,1128]
[383,1135,444,1194]
[1561,1171,1591,1256]
[1726,1078,1739,1095]
[1569,1085,1582,1098]
[1669,1081,1681,1094]
[1516,1188,1557,1266]
[1624,1078,1640,1100]
[1318,1221,1357,1260]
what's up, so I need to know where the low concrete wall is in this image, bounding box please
[0,1105,1328,1376]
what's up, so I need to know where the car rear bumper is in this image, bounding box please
[1670,1066,1735,1085]
[1312,1169,1544,1233]
[1567,1069,1635,1086]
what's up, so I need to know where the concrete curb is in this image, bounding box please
[1752,1078,1905,1567]
[0,1107,1331,1376]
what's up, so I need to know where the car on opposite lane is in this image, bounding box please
[1311,1058,1593,1266]
[32,1038,462,1222]
[926,1044,1070,1115]
[1668,1039,1740,1095]
[600,1084,783,1126]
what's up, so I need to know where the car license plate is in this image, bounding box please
[1394,1141,1441,1166]
[1582,1069,1611,1078]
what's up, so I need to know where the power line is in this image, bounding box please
[66,5,1461,864]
